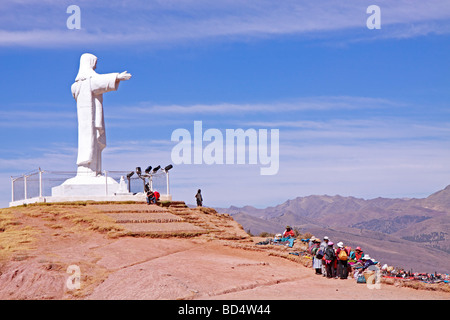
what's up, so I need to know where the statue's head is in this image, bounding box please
[75,53,98,81]
[80,53,97,69]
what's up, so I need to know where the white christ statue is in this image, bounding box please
[71,53,131,176]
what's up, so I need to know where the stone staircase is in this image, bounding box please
[99,201,250,240]
[104,202,206,236]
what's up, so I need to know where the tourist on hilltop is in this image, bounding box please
[308,236,319,252]
[361,255,375,271]
[324,241,336,278]
[348,246,364,277]
[146,190,155,205]
[336,242,351,279]
[320,236,329,252]
[273,226,296,248]
[283,226,295,238]
[320,236,330,277]
[195,189,203,207]
[311,238,323,275]
[153,190,160,202]
[349,246,365,262]
[308,237,315,251]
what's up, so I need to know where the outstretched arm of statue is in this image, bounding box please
[117,71,132,81]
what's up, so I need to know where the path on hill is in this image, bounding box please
[86,239,449,300]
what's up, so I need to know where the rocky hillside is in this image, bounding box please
[0,201,249,299]
[1,201,449,300]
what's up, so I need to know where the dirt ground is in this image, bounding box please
[0,203,449,300]
[87,238,450,300]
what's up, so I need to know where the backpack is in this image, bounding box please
[338,249,348,261]
[357,274,366,283]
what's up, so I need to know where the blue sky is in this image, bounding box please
[1,0,450,208]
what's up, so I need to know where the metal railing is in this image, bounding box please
[10,168,169,203]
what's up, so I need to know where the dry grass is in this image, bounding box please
[168,207,250,241]
[16,204,127,238]
[1,204,126,299]
[10,202,225,240]
[59,210,126,238]
[0,208,40,262]
[28,201,139,207]
[122,230,207,238]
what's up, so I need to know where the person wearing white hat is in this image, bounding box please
[336,241,350,279]
[319,236,330,277]
[361,255,375,271]
[307,236,316,251]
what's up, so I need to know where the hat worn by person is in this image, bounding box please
[323,236,329,240]
[328,241,334,246]
[337,242,344,248]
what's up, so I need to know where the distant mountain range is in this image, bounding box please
[216,186,450,274]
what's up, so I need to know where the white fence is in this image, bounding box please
[10,168,170,204]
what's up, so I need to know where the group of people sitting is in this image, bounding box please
[308,236,376,280]
[272,226,296,248]
[254,226,297,247]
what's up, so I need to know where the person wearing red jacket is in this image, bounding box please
[280,226,296,248]
[282,226,295,238]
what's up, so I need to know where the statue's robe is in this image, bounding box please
[71,73,119,175]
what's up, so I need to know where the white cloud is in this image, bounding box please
[121,96,404,116]
[0,109,75,128]
[247,118,450,143]
[2,117,450,209]
[1,0,450,47]
[2,94,449,209]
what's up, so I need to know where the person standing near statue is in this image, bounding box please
[195,189,203,207]
[71,53,131,177]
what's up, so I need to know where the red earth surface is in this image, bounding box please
[0,203,448,300]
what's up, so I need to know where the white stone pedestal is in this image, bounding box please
[9,173,171,207]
